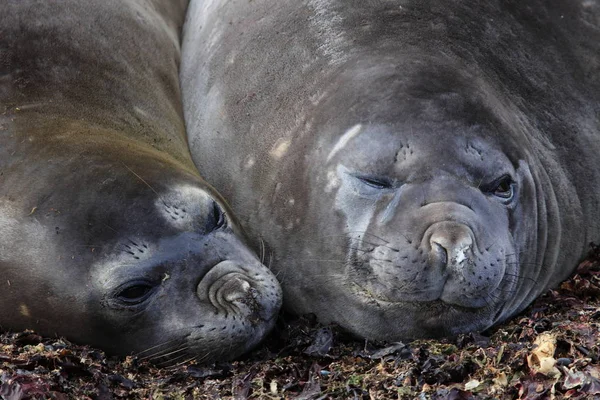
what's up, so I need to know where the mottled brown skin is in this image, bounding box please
[0,0,281,363]
[181,0,600,340]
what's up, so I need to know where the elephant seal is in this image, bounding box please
[0,0,281,364]
[180,0,600,340]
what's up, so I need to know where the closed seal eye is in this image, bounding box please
[354,174,394,190]
[206,201,227,232]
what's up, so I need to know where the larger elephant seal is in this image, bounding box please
[180,0,600,340]
[0,0,281,364]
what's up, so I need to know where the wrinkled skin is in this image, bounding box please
[180,0,600,340]
[0,0,281,364]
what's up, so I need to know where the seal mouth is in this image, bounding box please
[350,280,491,312]
[345,280,502,339]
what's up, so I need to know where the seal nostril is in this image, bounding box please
[198,264,264,316]
[430,241,448,267]
[428,223,474,269]
[223,278,251,302]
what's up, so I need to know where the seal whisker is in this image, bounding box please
[299,233,399,252]
[348,246,374,253]
[353,238,400,252]
[356,239,402,252]
[485,241,497,252]
[167,354,207,370]
[137,342,187,361]
[500,275,527,285]
[348,231,404,246]
[258,236,266,265]
[493,288,519,295]
[135,339,183,356]
[484,293,504,305]
[475,173,488,191]
[502,272,538,284]
[297,239,373,253]
[504,262,540,267]
[134,333,191,357]
[491,288,515,298]
[296,258,348,264]
[155,352,193,368]
[504,252,527,258]
[166,349,215,370]
[354,231,410,247]
[489,288,519,303]
[121,162,162,201]
[366,256,399,263]
[317,231,393,245]
[102,224,148,255]
[499,272,532,286]
[295,273,346,279]
[147,345,191,363]
[102,223,118,233]
[273,266,285,279]
[348,231,393,244]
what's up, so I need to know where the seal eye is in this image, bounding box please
[486,175,514,201]
[116,283,154,304]
[356,175,393,190]
[207,201,226,232]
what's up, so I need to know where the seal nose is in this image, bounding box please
[428,223,473,269]
[199,270,256,312]
[205,274,253,303]
[196,260,270,319]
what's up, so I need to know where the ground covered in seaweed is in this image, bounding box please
[2,248,600,399]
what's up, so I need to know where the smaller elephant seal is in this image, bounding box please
[181,0,600,341]
[0,0,281,365]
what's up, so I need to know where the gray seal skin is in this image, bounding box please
[181,0,600,340]
[0,0,281,364]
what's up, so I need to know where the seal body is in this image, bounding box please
[0,0,281,363]
[181,0,600,339]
